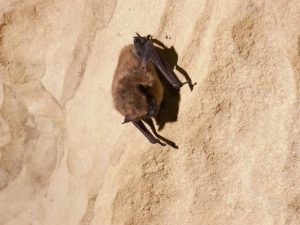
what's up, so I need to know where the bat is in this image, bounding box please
[111,34,186,145]
[112,44,163,144]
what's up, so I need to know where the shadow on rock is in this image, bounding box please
[151,38,196,131]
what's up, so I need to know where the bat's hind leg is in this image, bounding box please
[132,120,165,146]
[142,118,177,148]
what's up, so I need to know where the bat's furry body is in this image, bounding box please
[112,34,186,145]
[112,44,163,121]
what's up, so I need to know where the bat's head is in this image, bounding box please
[133,33,152,57]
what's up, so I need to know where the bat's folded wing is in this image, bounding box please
[145,43,183,89]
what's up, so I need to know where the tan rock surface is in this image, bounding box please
[0,0,299,224]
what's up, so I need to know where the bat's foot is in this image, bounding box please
[188,81,197,91]
[149,138,166,146]
[157,139,166,146]
[142,118,177,148]
[181,81,197,91]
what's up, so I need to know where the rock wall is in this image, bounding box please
[0,0,299,224]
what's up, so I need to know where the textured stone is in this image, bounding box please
[0,0,299,224]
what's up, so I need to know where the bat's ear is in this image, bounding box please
[122,115,135,124]
[146,35,152,40]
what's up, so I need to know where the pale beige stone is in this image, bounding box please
[0,0,299,224]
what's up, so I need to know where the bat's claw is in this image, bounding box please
[181,81,197,91]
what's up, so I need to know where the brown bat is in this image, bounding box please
[112,33,187,144]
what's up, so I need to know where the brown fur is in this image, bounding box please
[112,45,163,120]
